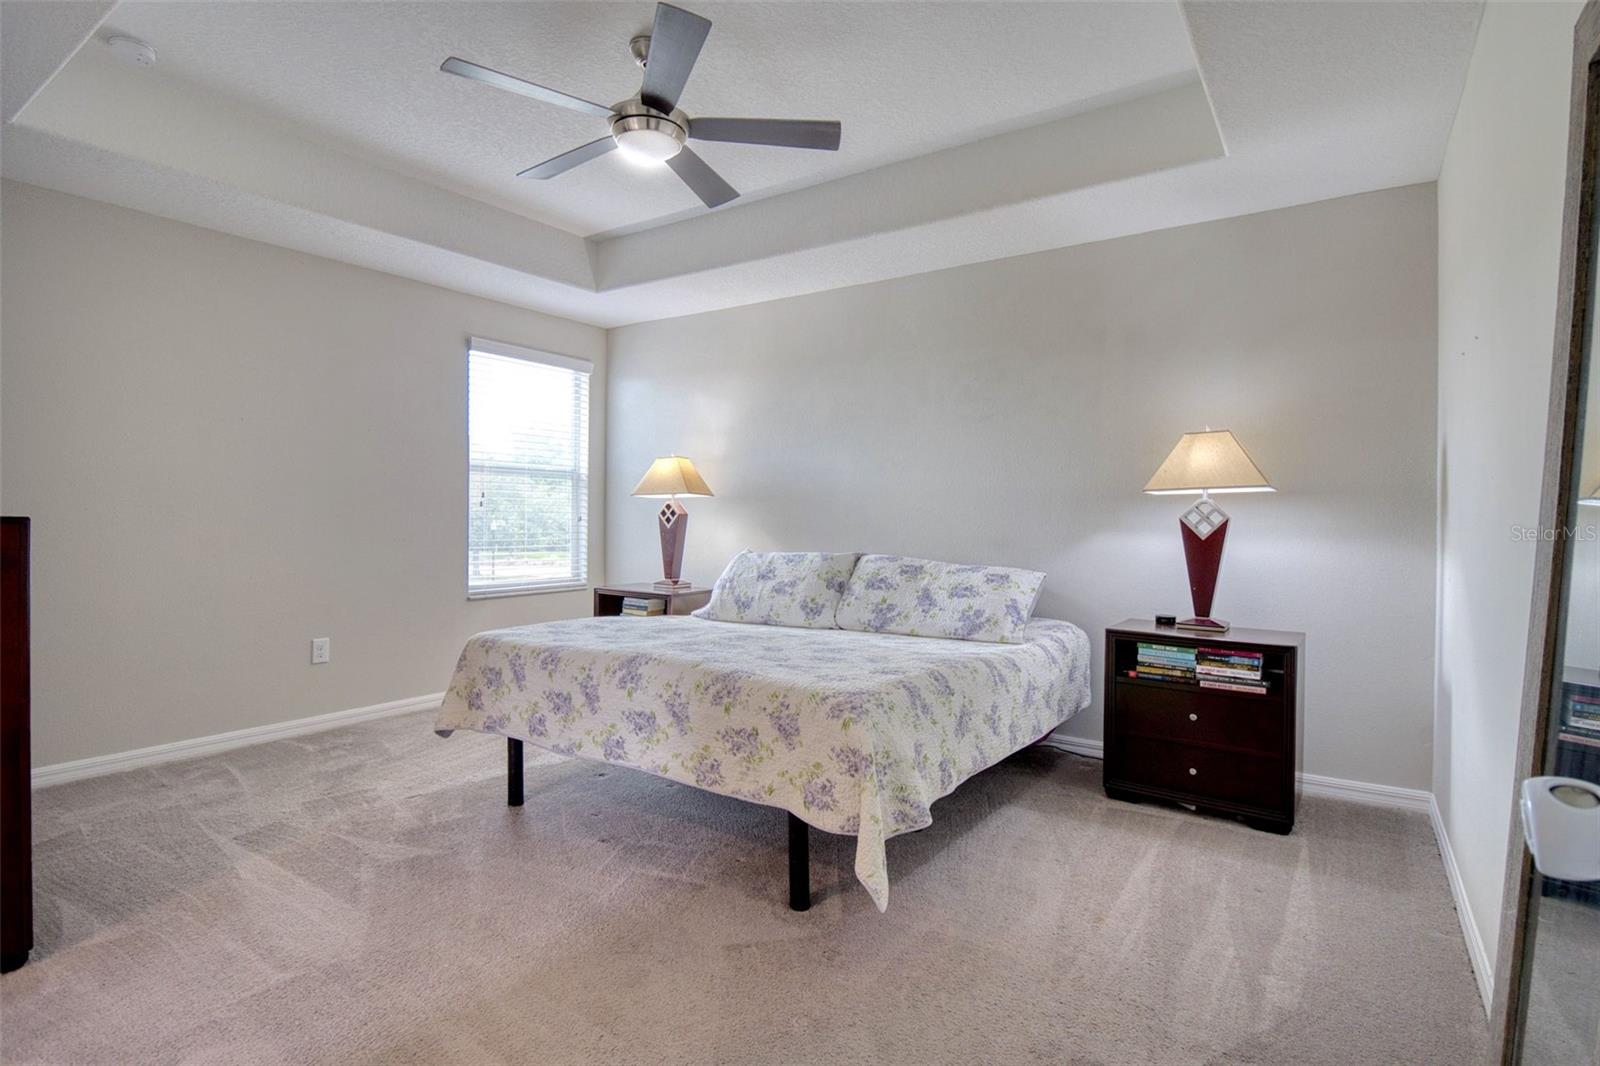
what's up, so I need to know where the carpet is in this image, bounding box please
[1,710,1487,1064]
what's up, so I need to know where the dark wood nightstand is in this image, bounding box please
[592,583,711,618]
[1103,619,1304,833]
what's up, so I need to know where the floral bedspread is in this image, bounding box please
[435,615,1091,910]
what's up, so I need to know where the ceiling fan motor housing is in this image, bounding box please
[610,99,688,163]
[629,34,653,68]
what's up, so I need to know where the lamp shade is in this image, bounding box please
[631,455,714,498]
[1143,430,1274,495]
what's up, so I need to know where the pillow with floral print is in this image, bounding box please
[691,550,862,629]
[834,554,1046,643]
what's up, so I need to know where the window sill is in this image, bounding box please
[467,583,588,601]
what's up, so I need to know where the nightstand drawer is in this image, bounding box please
[1111,681,1284,755]
[1107,735,1286,810]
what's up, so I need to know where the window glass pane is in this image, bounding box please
[467,348,588,594]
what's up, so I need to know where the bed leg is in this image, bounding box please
[507,737,524,807]
[788,812,810,912]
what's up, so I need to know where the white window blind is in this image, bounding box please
[467,339,590,598]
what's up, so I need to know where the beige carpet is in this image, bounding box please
[2,710,1486,1065]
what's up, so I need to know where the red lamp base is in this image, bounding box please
[1178,497,1230,631]
[657,499,688,585]
[1175,616,1230,633]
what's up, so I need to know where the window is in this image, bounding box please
[467,338,590,597]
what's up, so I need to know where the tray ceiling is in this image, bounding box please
[93,1,1200,238]
[1,2,1483,327]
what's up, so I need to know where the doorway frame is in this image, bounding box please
[1491,0,1600,1059]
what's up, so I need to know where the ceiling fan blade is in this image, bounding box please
[666,146,738,208]
[689,117,842,151]
[639,3,711,113]
[518,137,617,179]
[441,57,613,119]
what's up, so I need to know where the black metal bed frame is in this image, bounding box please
[506,737,811,911]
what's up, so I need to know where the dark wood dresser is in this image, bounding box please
[1,517,31,972]
[1104,619,1304,834]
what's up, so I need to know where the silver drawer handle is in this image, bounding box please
[1188,713,1198,722]
[1188,767,1198,776]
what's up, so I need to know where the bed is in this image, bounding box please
[435,612,1091,911]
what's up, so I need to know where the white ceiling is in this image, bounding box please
[0,0,112,122]
[0,1,1484,327]
[95,1,1200,238]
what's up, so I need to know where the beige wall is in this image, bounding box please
[0,180,606,765]
[1434,0,1583,988]
[608,185,1439,789]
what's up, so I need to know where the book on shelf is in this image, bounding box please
[1198,678,1269,695]
[1559,730,1600,750]
[1137,642,1196,657]
[1138,657,1196,670]
[1129,671,1195,684]
[1564,691,1600,732]
[1137,644,1196,664]
[1134,668,1195,682]
[1196,647,1264,682]
[1196,659,1263,672]
[1197,672,1262,685]
[620,596,665,616]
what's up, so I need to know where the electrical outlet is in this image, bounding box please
[310,637,330,665]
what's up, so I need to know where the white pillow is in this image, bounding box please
[691,550,862,629]
[834,555,1045,643]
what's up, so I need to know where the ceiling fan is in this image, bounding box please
[441,2,843,210]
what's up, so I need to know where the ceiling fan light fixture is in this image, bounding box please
[611,108,687,166]
[614,126,682,166]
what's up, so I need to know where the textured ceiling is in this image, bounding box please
[0,0,112,121]
[0,1,1485,327]
[97,1,1198,237]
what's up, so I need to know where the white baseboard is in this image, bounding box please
[1299,772,1433,812]
[31,691,445,789]
[1039,732,1492,1014]
[1429,795,1494,1016]
[1037,735,1432,811]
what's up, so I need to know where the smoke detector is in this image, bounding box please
[105,35,157,68]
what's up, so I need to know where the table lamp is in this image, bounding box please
[1143,429,1273,633]
[631,455,713,590]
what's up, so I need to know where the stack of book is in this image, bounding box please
[1132,642,1196,683]
[621,596,665,617]
[1197,647,1267,694]
[1561,688,1600,749]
